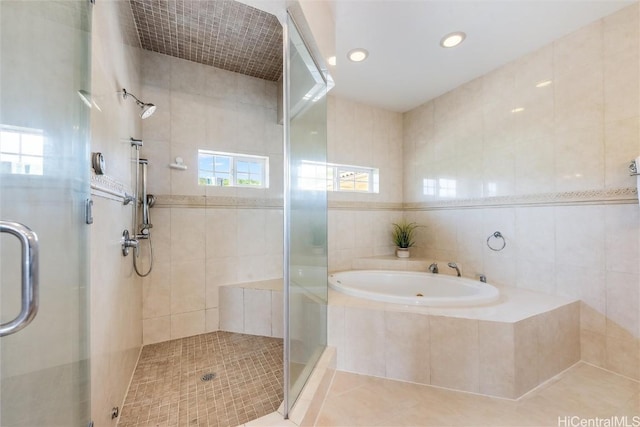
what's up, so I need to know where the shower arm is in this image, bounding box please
[122,88,145,108]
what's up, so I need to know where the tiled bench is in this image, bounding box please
[219,279,283,338]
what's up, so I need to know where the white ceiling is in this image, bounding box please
[329,0,636,112]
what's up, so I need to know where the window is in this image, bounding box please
[422,178,457,198]
[198,150,268,188]
[298,161,379,193]
[0,125,45,175]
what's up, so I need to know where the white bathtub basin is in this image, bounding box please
[328,270,500,307]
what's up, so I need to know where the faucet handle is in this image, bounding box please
[428,263,439,274]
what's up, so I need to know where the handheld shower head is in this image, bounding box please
[122,88,157,119]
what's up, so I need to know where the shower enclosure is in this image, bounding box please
[284,6,330,415]
[0,1,92,425]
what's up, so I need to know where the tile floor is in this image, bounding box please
[314,362,639,427]
[118,331,283,427]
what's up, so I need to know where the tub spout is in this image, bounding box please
[428,263,439,274]
[447,262,461,277]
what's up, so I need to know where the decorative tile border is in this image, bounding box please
[140,188,638,210]
[328,201,404,211]
[404,187,638,211]
[153,194,284,209]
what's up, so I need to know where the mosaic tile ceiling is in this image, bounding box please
[129,0,283,81]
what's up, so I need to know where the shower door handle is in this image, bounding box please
[0,221,39,337]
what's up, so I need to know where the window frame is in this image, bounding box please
[0,124,45,176]
[298,160,379,193]
[198,149,269,189]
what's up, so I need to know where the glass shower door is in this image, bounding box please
[284,10,329,414]
[0,1,92,425]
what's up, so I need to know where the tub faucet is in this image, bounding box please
[428,263,438,274]
[447,262,461,277]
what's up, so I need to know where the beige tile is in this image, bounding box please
[514,316,539,397]
[205,308,219,333]
[554,19,603,78]
[205,257,238,308]
[482,145,516,197]
[581,329,606,367]
[554,126,604,192]
[244,288,272,337]
[121,331,283,426]
[605,204,640,274]
[170,259,205,314]
[142,263,171,319]
[603,3,639,58]
[537,303,580,382]
[344,307,385,376]
[384,311,430,384]
[514,137,555,195]
[327,304,346,369]
[555,264,605,313]
[605,271,640,338]
[237,209,266,256]
[143,316,170,345]
[604,118,640,189]
[555,206,605,268]
[479,320,515,398]
[205,208,238,258]
[271,290,283,338]
[170,310,205,339]
[581,302,607,334]
[603,42,640,124]
[170,208,205,262]
[219,285,244,333]
[429,316,479,393]
[605,335,640,380]
[515,207,555,263]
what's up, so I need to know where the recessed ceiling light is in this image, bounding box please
[511,107,525,113]
[327,56,336,66]
[348,48,369,62]
[440,31,466,48]
[535,79,553,88]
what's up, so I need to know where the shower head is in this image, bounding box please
[140,103,156,119]
[121,88,157,119]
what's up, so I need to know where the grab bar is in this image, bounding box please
[0,221,39,337]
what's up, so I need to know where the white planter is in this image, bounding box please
[396,248,410,258]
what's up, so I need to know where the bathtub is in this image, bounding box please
[328,270,500,307]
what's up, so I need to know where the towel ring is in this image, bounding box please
[487,231,506,252]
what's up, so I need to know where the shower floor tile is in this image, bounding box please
[118,331,284,427]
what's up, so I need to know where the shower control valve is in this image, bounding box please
[122,229,139,257]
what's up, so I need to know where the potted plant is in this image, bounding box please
[392,221,419,258]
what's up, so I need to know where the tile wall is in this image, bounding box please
[140,51,283,344]
[402,4,640,379]
[326,95,405,272]
[90,1,144,425]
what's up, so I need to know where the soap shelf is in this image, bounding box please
[169,156,187,170]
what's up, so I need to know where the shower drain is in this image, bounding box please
[201,373,216,382]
